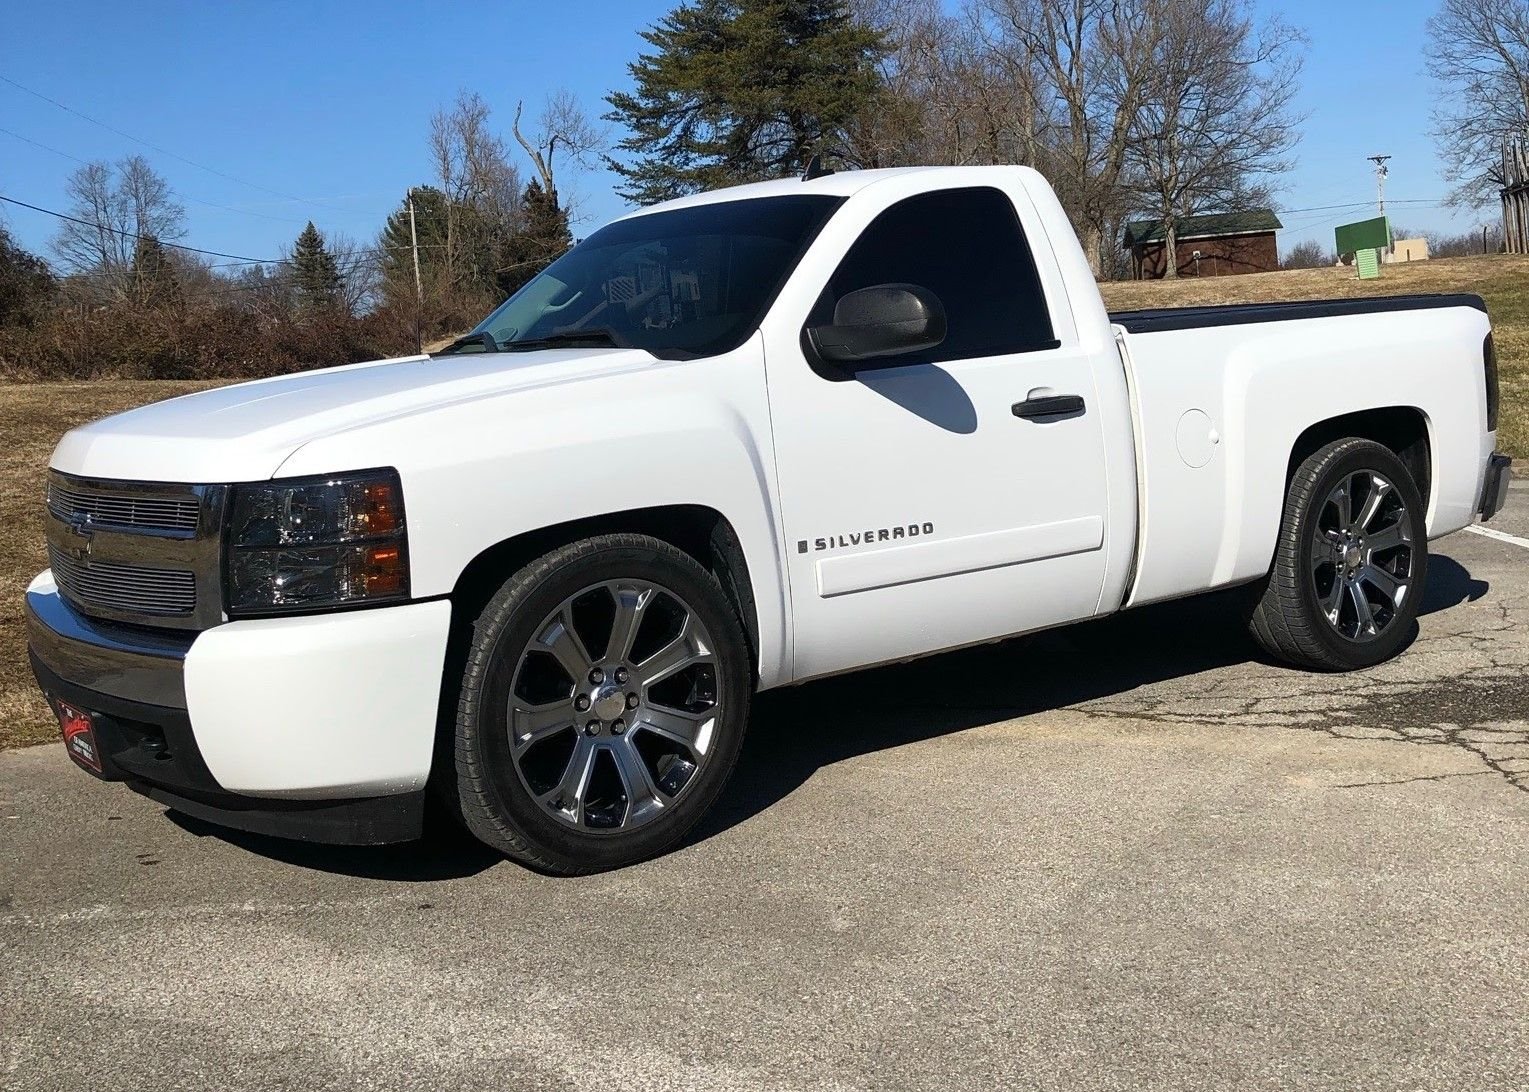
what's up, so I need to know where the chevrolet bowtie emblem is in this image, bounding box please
[66,514,94,560]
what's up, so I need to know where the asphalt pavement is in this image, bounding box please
[4,485,1527,1091]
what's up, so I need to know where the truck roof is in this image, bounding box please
[618,165,1031,219]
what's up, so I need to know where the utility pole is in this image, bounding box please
[1367,154,1391,217]
[407,189,423,355]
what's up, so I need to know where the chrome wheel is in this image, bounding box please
[507,580,720,833]
[1309,469,1415,642]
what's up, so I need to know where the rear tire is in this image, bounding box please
[453,534,752,874]
[1248,438,1428,671]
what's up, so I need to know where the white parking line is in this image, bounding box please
[1466,524,1529,550]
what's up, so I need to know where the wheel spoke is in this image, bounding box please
[1366,521,1408,554]
[1346,580,1378,636]
[510,700,574,749]
[1311,528,1339,572]
[605,584,653,665]
[1330,480,1354,530]
[1320,573,1345,623]
[1358,563,1404,609]
[610,738,664,815]
[539,735,597,822]
[538,607,594,684]
[1355,475,1392,532]
[639,703,711,753]
[636,616,711,686]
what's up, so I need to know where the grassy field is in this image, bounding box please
[0,254,1523,749]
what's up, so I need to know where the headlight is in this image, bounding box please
[224,469,409,615]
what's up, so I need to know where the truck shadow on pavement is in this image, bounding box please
[163,558,1490,877]
[691,555,1494,844]
[166,810,505,881]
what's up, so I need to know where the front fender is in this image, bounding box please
[273,346,793,688]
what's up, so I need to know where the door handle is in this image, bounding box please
[1012,394,1086,420]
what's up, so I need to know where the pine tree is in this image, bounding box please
[0,226,56,327]
[379,187,449,308]
[499,181,572,296]
[605,0,887,204]
[290,221,344,312]
[130,235,180,309]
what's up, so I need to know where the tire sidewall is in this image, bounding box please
[1293,442,1429,669]
[460,540,751,871]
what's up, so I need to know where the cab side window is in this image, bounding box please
[812,186,1056,364]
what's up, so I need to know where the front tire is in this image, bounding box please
[1248,438,1428,671]
[453,534,752,874]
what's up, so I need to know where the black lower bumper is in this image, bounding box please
[29,651,424,846]
[1481,452,1513,522]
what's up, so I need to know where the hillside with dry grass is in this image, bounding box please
[1099,254,1528,458]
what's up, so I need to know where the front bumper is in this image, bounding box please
[26,571,453,845]
[1480,452,1513,522]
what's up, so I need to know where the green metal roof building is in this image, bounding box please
[1123,210,1284,279]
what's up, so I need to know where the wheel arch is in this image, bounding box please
[1284,406,1433,512]
[446,504,761,670]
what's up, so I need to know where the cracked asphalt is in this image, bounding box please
[4,485,1528,1091]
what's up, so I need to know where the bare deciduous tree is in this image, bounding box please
[845,0,1304,277]
[1427,0,1529,208]
[512,90,606,213]
[328,234,381,316]
[52,155,186,299]
[970,0,1167,274]
[1281,239,1332,269]
[1126,0,1304,277]
[429,91,521,295]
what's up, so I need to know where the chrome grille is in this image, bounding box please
[47,481,200,534]
[48,545,197,617]
[43,472,227,631]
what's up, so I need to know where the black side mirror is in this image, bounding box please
[806,283,947,366]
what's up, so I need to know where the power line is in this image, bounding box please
[0,125,308,225]
[1276,198,1445,216]
[0,73,351,214]
[0,193,278,263]
[0,193,452,269]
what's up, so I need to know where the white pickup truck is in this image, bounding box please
[27,165,1511,872]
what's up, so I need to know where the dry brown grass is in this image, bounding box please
[0,381,217,749]
[1098,253,1529,458]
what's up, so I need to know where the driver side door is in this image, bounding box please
[761,180,1116,682]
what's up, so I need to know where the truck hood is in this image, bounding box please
[50,348,659,482]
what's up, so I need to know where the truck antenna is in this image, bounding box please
[802,154,834,182]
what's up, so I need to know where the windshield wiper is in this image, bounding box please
[500,327,627,352]
[434,331,499,355]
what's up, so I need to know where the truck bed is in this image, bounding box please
[1110,292,1487,335]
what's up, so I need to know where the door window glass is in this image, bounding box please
[813,187,1056,363]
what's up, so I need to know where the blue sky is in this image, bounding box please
[0,0,1487,269]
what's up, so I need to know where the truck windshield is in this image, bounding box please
[463,194,844,360]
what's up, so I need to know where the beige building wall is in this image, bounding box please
[1384,239,1430,263]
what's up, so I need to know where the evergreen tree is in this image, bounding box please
[605,0,886,204]
[379,187,450,307]
[499,181,572,296]
[0,226,56,327]
[130,235,180,309]
[290,221,344,312]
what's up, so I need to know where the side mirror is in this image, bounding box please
[806,283,947,366]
